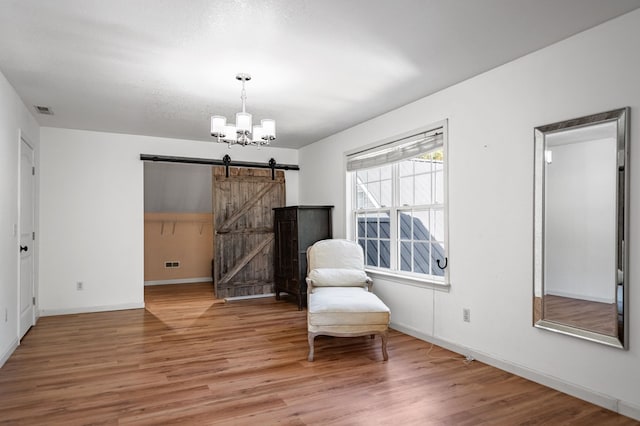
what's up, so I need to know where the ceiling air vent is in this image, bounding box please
[34,105,53,115]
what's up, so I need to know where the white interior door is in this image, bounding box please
[19,138,35,339]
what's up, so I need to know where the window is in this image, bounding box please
[347,125,447,283]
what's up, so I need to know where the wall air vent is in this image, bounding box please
[164,261,180,268]
[34,105,53,115]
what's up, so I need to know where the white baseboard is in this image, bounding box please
[144,277,213,286]
[224,293,275,302]
[390,322,639,421]
[39,302,145,317]
[619,401,640,421]
[0,338,19,368]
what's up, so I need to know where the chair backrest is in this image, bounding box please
[307,239,364,272]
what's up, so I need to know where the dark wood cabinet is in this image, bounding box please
[273,206,333,310]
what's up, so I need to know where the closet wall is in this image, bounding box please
[144,212,213,283]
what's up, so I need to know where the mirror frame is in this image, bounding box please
[533,107,629,349]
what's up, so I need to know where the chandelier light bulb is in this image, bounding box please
[236,112,252,133]
[252,125,264,142]
[224,124,237,142]
[210,115,227,137]
[261,119,276,140]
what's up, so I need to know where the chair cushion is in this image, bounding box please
[308,268,368,287]
[308,287,390,326]
[308,239,364,270]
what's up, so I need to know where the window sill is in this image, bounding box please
[364,268,451,292]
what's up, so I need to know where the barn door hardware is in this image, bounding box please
[140,154,299,179]
[268,158,277,180]
[223,154,232,177]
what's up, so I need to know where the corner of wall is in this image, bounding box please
[0,337,19,368]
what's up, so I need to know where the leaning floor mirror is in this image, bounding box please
[533,107,629,349]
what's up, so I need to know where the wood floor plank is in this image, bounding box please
[0,282,636,425]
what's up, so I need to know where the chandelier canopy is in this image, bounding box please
[210,73,276,147]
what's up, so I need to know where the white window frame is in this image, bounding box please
[345,120,449,287]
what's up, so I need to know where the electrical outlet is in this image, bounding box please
[76,281,84,291]
[463,308,471,323]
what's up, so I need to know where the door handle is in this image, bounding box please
[20,245,28,253]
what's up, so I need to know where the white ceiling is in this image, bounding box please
[1,1,639,149]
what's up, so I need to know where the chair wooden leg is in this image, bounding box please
[308,333,316,362]
[381,331,389,361]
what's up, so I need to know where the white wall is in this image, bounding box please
[545,138,617,302]
[0,71,40,366]
[39,127,298,314]
[299,9,640,418]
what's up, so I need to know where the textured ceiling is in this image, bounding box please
[1,0,639,149]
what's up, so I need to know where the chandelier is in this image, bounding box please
[210,73,276,147]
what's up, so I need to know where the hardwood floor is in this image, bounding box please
[0,283,636,425]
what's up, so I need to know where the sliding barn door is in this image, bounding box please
[212,167,285,298]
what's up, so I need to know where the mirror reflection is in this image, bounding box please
[533,108,628,348]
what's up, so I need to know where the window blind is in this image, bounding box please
[346,128,443,171]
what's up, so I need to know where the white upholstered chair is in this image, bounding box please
[305,239,390,361]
